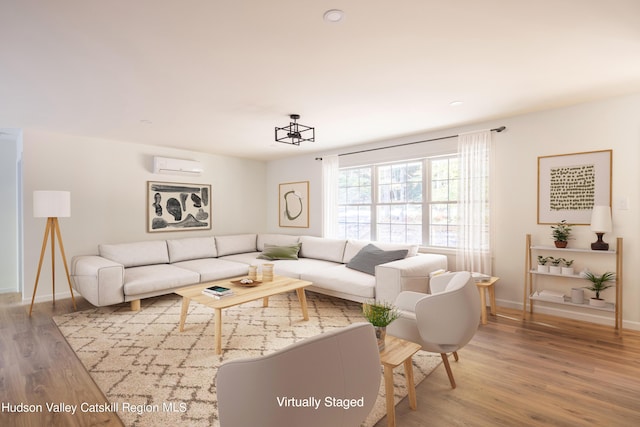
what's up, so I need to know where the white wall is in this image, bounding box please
[22,129,267,304]
[266,92,640,329]
[0,131,21,293]
[266,154,323,236]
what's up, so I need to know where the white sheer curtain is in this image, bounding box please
[322,155,339,238]
[456,130,492,275]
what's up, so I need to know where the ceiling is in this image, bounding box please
[2,0,640,160]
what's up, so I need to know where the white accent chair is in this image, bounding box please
[387,271,480,389]
[216,322,381,427]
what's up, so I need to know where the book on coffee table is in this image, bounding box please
[202,285,233,297]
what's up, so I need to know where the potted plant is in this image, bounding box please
[537,256,550,273]
[548,257,563,274]
[551,220,572,248]
[561,258,575,275]
[583,271,615,307]
[363,301,400,351]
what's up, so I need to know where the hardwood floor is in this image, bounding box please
[375,310,640,427]
[2,293,639,426]
[0,294,123,427]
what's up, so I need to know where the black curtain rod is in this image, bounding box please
[315,126,506,160]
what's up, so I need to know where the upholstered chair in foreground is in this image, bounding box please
[387,271,480,389]
[216,322,381,427]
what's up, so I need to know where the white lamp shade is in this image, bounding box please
[33,191,71,218]
[590,205,612,233]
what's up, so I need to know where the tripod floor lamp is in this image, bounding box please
[29,190,76,316]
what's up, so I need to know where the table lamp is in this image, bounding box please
[590,205,612,251]
[29,190,76,315]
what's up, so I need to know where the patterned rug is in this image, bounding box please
[53,291,440,426]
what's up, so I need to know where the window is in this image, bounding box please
[337,156,459,247]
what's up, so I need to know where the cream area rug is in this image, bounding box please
[53,292,440,427]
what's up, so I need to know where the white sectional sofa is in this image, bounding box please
[70,233,448,310]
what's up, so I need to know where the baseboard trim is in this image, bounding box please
[496,298,640,331]
[22,290,74,305]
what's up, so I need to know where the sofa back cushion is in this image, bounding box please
[99,241,169,268]
[299,236,347,263]
[215,234,257,257]
[166,236,217,263]
[342,240,418,264]
[257,233,301,251]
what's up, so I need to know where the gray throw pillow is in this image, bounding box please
[346,244,408,275]
[257,243,302,260]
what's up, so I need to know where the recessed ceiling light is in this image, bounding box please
[323,9,345,23]
[449,101,464,107]
[140,119,152,124]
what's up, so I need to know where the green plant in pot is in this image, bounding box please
[548,256,562,274]
[363,301,400,351]
[537,256,550,273]
[583,271,615,307]
[561,258,575,275]
[551,220,572,248]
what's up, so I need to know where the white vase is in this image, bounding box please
[589,298,607,307]
[561,267,574,275]
[549,266,562,275]
[570,288,584,304]
[537,265,549,273]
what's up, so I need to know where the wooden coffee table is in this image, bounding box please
[176,275,312,354]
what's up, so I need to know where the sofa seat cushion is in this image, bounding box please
[99,241,169,268]
[218,254,338,280]
[123,264,199,296]
[302,265,376,300]
[167,236,217,263]
[271,258,339,279]
[172,258,249,282]
[218,252,263,265]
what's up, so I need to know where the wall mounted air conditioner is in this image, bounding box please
[153,156,203,176]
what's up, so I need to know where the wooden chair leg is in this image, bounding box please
[441,353,456,389]
[130,300,141,311]
[453,351,459,362]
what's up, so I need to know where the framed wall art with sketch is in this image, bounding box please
[279,181,309,228]
[537,150,612,224]
[147,181,211,232]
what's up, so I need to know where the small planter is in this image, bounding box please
[589,298,607,307]
[375,326,387,351]
[561,267,574,275]
[551,221,572,248]
[537,265,549,273]
[549,266,562,275]
[363,301,399,352]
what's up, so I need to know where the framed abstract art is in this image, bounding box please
[279,181,309,228]
[147,181,212,232]
[537,150,612,224]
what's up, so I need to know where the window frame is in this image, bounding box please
[337,154,459,248]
